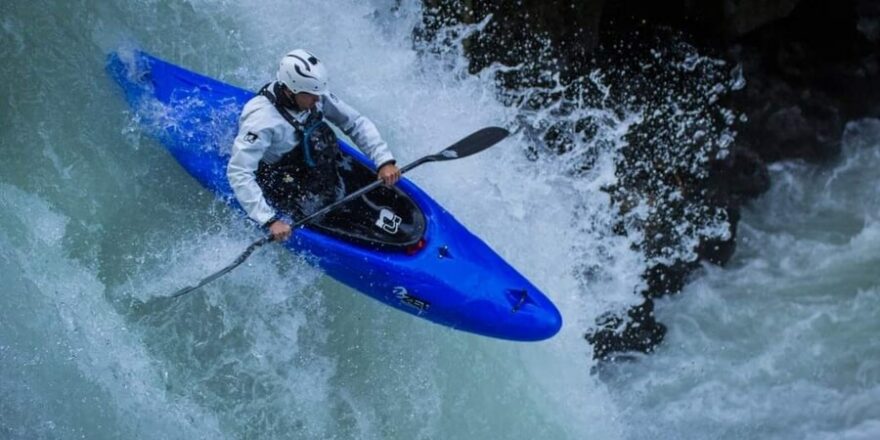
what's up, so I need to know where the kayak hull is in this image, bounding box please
[106,50,562,341]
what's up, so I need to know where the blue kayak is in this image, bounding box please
[106,50,562,341]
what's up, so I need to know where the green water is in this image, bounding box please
[2,0,879,439]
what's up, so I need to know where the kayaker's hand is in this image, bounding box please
[268,220,292,242]
[378,163,400,186]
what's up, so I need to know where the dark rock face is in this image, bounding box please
[418,0,879,361]
[420,0,605,79]
[859,0,880,43]
[730,0,880,165]
[723,0,803,36]
[590,300,666,360]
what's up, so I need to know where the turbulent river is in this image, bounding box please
[1,1,878,439]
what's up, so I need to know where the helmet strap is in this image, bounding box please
[274,83,300,111]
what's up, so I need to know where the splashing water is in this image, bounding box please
[2,0,878,438]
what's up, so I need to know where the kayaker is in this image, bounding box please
[227,49,400,242]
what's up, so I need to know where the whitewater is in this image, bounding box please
[1,1,878,439]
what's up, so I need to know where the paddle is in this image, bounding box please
[169,126,510,299]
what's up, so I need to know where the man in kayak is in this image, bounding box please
[227,49,400,242]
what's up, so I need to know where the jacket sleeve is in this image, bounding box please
[322,93,395,168]
[227,109,278,226]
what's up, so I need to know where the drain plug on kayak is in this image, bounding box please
[438,245,452,259]
[508,289,530,312]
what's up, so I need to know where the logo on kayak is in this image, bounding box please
[375,208,402,234]
[393,286,430,313]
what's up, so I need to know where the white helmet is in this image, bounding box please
[276,49,328,95]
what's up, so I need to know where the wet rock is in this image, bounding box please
[585,299,666,361]
[733,0,879,158]
[733,77,844,163]
[420,0,605,76]
[722,0,803,37]
[708,145,770,204]
[697,206,740,266]
[858,0,880,42]
[417,0,879,361]
[644,261,701,299]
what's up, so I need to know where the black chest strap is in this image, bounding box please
[258,83,325,167]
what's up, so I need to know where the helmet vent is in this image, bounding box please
[506,289,532,312]
[294,65,317,80]
[287,54,311,71]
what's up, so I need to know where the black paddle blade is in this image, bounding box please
[435,126,509,161]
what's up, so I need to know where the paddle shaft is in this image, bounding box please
[168,127,508,299]
[288,156,429,230]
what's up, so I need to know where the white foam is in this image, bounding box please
[0,184,227,439]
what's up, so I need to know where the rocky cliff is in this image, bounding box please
[418,0,880,360]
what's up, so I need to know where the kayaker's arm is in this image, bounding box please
[227,120,279,226]
[376,161,401,186]
[322,92,395,169]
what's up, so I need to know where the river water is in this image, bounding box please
[1,1,878,439]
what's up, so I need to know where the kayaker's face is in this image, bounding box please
[284,89,320,111]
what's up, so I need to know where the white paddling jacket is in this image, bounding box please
[227,81,395,226]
